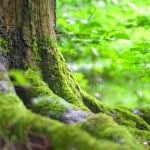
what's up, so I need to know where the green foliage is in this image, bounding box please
[74,72,89,90]
[57,0,150,107]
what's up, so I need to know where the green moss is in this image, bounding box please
[1,35,148,149]
[31,36,56,62]
[0,93,27,127]
[0,93,123,150]
[52,125,121,150]
[136,107,150,125]
[127,127,150,144]
[80,113,145,150]
[31,36,90,111]
[82,91,111,113]
[0,38,8,53]
[81,94,150,131]
[45,35,56,48]
[31,37,41,62]
[112,107,150,130]
[31,95,75,119]
[0,91,148,149]
[25,68,54,97]
[25,68,86,119]
[29,34,92,112]
[44,56,89,110]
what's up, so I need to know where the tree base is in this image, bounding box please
[0,67,149,150]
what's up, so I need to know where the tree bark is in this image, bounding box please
[0,0,87,108]
[0,0,149,149]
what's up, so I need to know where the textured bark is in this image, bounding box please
[0,0,26,68]
[0,0,56,66]
[0,0,85,107]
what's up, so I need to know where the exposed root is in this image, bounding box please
[0,64,149,150]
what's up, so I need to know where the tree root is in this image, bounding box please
[0,65,149,150]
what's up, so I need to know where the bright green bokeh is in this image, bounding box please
[57,0,150,107]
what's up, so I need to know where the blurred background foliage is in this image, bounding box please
[57,0,150,107]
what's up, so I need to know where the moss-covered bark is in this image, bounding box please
[0,0,150,149]
[0,61,149,149]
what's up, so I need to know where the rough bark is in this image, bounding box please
[0,0,150,149]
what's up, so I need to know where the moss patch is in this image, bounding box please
[82,93,150,131]
[127,127,150,144]
[0,38,8,53]
[0,93,27,127]
[0,93,123,150]
[25,68,54,97]
[132,107,150,125]
[31,95,74,119]
[112,107,150,130]
[80,113,145,150]
[26,67,89,111]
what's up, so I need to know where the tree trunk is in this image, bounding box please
[0,0,149,149]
